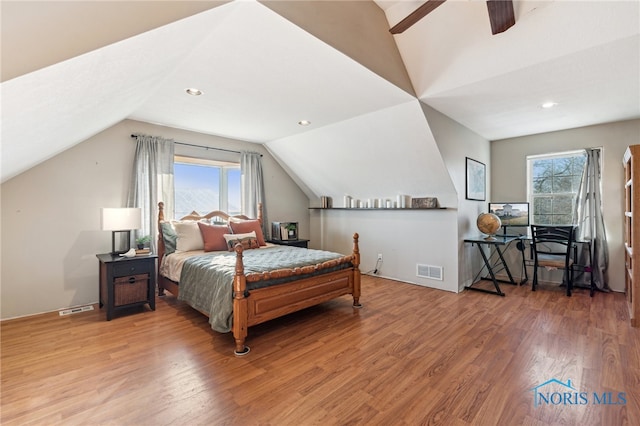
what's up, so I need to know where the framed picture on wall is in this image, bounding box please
[465,157,486,201]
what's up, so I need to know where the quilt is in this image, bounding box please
[176,245,351,332]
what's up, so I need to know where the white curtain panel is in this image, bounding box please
[241,151,268,237]
[574,148,609,291]
[127,135,175,254]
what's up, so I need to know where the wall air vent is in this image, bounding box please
[59,305,94,316]
[416,264,443,281]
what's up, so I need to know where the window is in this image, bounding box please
[174,156,241,218]
[527,150,586,225]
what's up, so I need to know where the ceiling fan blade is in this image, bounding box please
[486,0,515,35]
[389,0,447,34]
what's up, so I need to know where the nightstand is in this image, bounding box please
[96,253,157,320]
[267,239,309,248]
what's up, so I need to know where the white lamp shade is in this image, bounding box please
[101,208,142,231]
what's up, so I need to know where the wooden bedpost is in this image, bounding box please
[352,233,362,308]
[157,202,166,296]
[158,201,165,222]
[232,244,250,356]
[257,202,263,226]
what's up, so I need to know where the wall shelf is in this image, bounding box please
[309,207,451,211]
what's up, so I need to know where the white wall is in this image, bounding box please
[0,119,309,319]
[269,99,463,292]
[266,100,458,208]
[289,99,493,294]
[422,104,492,291]
[312,208,459,292]
[491,119,640,292]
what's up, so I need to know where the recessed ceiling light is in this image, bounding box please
[185,88,203,96]
[541,102,558,109]
[298,120,311,126]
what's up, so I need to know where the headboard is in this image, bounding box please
[156,202,263,273]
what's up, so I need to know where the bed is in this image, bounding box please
[156,202,361,355]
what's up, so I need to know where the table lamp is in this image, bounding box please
[101,208,142,255]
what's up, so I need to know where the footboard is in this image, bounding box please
[246,268,355,326]
[232,233,361,355]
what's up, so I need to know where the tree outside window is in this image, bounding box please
[528,151,586,225]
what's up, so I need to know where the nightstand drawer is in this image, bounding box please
[111,259,152,277]
[97,253,157,320]
[114,274,148,306]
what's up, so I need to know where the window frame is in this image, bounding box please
[526,149,586,226]
[173,155,241,217]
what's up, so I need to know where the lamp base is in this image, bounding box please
[111,230,132,255]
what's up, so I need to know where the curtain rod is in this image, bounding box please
[130,134,261,156]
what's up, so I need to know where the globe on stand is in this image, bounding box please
[477,213,502,240]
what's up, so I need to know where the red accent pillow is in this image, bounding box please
[197,222,229,252]
[229,219,266,246]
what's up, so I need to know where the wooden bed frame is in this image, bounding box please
[156,202,361,355]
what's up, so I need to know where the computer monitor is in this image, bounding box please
[488,202,530,234]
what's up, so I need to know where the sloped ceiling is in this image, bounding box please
[0,1,230,82]
[376,0,640,140]
[2,0,427,191]
[268,100,459,207]
[2,0,639,190]
[129,2,414,142]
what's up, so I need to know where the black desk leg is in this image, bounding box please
[517,241,529,284]
[495,246,515,284]
[468,244,505,297]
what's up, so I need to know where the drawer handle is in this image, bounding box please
[128,277,136,284]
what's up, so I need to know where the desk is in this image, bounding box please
[464,235,527,296]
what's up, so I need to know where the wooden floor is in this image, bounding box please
[2,276,639,425]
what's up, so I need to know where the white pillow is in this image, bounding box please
[173,221,204,252]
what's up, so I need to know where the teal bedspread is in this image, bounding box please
[177,246,350,332]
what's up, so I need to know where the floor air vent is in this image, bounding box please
[416,264,443,281]
[59,305,94,316]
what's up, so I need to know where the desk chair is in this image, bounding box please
[573,241,596,297]
[530,225,576,296]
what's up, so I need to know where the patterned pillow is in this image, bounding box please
[160,221,177,255]
[223,232,260,251]
[197,222,229,252]
[228,219,266,246]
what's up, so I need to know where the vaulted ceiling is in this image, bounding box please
[2,0,639,187]
[376,0,639,139]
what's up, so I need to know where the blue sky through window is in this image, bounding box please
[175,163,220,189]
[227,168,241,212]
[174,162,241,217]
